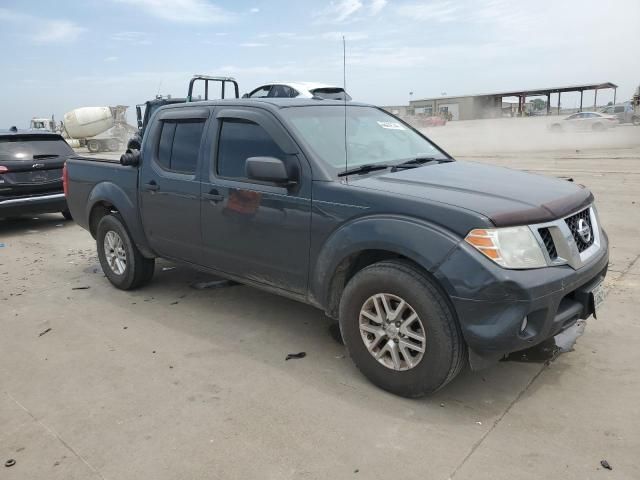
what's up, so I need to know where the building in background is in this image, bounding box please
[388,82,618,121]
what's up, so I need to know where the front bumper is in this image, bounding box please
[434,230,609,367]
[0,192,67,217]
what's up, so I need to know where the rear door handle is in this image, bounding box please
[203,189,224,203]
[143,181,159,192]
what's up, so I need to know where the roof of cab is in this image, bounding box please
[163,97,373,111]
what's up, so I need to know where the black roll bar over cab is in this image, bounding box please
[187,75,240,102]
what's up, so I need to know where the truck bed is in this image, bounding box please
[65,155,139,234]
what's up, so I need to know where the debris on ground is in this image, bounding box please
[285,352,306,361]
[600,460,612,470]
[38,328,52,337]
[190,279,238,290]
[4,459,16,467]
[170,301,179,305]
[71,286,90,290]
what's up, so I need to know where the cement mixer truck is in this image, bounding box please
[62,105,137,153]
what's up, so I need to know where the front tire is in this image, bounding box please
[339,260,466,398]
[96,214,155,290]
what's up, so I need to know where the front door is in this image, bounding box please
[200,109,311,295]
[139,109,209,264]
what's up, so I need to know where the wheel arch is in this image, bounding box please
[309,215,461,318]
[86,182,155,258]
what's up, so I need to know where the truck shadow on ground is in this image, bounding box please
[86,258,578,424]
[0,214,72,237]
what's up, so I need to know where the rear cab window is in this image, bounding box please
[156,120,205,174]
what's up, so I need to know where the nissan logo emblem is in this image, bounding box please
[577,218,591,243]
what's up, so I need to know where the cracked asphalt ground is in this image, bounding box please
[1,122,639,479]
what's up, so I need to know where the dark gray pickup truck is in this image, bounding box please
[65,99,609,397]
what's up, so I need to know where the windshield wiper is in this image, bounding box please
[391,157,452,172]
[338,164,391,177]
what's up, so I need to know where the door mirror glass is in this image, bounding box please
[245,156,291,184]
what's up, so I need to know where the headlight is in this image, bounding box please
[465,226,547,269]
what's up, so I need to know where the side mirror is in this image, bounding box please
[120,148,141,166]
[126,134,142,151]
[242,93,249,98]
[245,157,292,185]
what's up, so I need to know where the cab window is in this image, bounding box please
[157,120,205,174]
[216,119,285,180]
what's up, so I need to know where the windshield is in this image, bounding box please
[282,106,448,171]
[0,136,74,160]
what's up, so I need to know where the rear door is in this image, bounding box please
[139,107,210,264]
[0,134,72,201]
[200,107,312,295]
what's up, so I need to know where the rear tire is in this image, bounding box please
[87,140,100,153]
[592,122,604,131]
[550,124,562,132]
[339,260,466,397]
[633,116,640,126]
[96,214,155,290]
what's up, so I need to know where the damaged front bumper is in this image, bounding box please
[434,230,609,369]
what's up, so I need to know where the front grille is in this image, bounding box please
[538,227,557,259]
[565,208,595,252]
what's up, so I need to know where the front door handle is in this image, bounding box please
[203,189,224,203]
[143,181,159,192]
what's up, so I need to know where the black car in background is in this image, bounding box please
[0,128,74,219]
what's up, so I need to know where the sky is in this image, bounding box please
[1,0,639,127]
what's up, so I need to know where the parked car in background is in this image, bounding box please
[549,112,618,132]
[0,128,74,219]
[244,82,351,100]
[599,103,640,125]
[65,98,608,398]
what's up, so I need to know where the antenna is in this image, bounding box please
[343,35,348,181]
[156,80,163,97]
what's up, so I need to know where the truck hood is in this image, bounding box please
[352,160,593,226]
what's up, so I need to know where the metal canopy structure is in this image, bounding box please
[492,82,618,115]
[412,82,618,116]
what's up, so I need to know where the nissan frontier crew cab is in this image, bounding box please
[64,99,608,397]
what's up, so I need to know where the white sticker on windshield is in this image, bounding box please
[377,121,405,130]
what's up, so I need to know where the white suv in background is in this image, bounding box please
[244,82,351,100]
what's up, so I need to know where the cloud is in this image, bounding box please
[104,56,119,62]
[369,0,387,15]
[250,7,260,13]
[315,0,364,23]
[0,8,85,44]
[111,31,153,45]
[239,42,269,47]
[396,1,459,22]
[114,0,233,23]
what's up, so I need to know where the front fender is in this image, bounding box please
[309,214,461,310]
[86,182,154,258]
